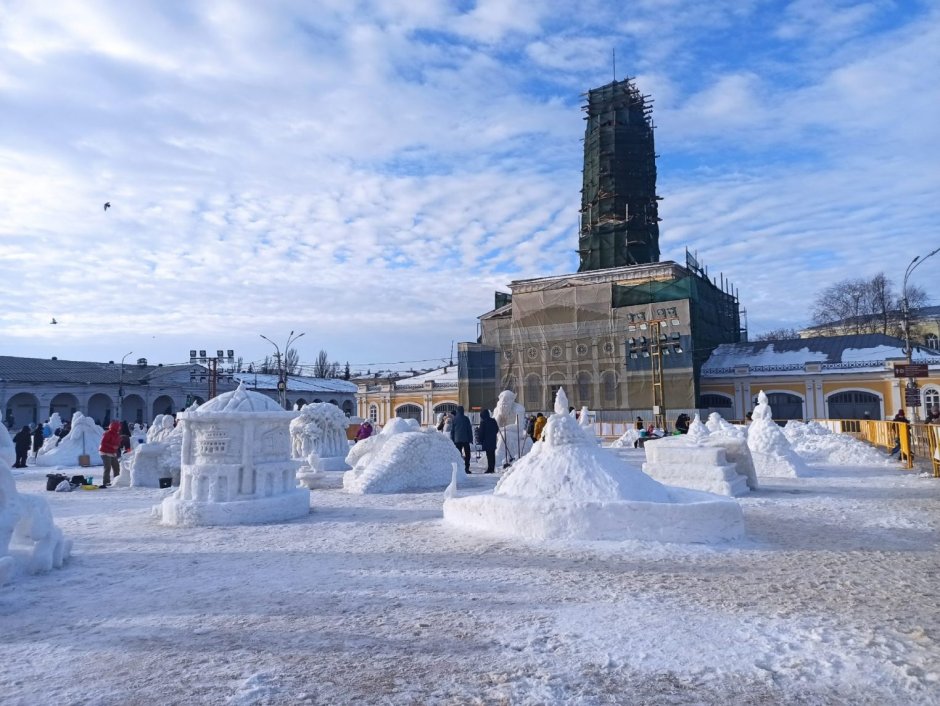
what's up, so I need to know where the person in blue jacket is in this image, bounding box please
[450,406,474,474]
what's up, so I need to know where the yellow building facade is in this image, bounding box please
[699,334,940,421]
[356,367,460,427]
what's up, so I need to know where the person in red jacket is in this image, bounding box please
[99,420,123,488]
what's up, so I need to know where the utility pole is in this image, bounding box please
[261,331,305,409]
[118,351,132,423]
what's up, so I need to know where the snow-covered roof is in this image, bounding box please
[702,334,940,377]
[233,373,356,394]
[0,355,191,384]
[393,366,457,385]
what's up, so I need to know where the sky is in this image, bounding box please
[1,0,938,374]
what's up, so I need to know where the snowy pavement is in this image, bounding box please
[1,452,939,705]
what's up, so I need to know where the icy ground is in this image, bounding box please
[1,451,939,705]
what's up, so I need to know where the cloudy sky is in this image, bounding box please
[2,0,938,373]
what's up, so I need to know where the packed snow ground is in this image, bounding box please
[2,450,939,705]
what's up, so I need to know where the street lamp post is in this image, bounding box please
[901,247,940,420]
[260,331,306,409]
[118,351,133,423]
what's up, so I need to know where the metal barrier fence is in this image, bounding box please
[818,419,940,476]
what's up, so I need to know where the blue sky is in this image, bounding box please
[1,0,938,373]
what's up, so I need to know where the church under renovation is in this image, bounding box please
[458,78,744,421]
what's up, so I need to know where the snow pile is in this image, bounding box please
[610,428,640,447]
[156,384,308,526]
[705,412,746,439]
[0,425,71,584]
[345,416,414,469]
[35,412,103,467]
[444,389,745,543]
[783,420,893,466]
[747,391,809,478]
[343,428,465,494]
[115,414,184,488]
[292,403,351,487]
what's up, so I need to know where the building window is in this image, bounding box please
[577,372,592,406]
[925,334,939,351]
[525,374,542,410]
[527,347,538,359]
[576,343,588,357]
[369,404,378,423]
[396,404,422,424]
[700,394,733,409]
[551,345,563,359]
[925,387,940,411]
[603,341,615,354]
[602,371,617,402]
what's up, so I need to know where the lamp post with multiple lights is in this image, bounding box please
[260,331,305,409]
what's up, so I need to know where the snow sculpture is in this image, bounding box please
[610,428,641,448]
[156,384,309,526]
[705,412,746,439]
[444,389,745,543]
[493,390,532,468]
[343,427,465,494]
[291,403,351,489]
[686,414,709,441]
[35,412,104,467]
[747,391,808,478]
[0,425,71,584]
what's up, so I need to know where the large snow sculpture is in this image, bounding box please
[343,426,465,494]
[641,414,757,496]
[156,384,309,526]
[747,391,808,478]
[444,389,745,543]
[782,420,894,466]
[493,390,532,468]
[291,403,351,489]
[706,412,746,438]
[35,412,104,467]
[0,425,71,584]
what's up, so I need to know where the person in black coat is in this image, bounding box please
[450,405,474,474]
[476,409,500,474]
[31,424,44,461]
[13,425,31,468]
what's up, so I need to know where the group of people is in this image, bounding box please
[438,407,499,475]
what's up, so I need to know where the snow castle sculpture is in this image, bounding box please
[156,384,309,526]
[0,425,71,584]
[747,391,808,478]
[444,389,745,543]
[641,414,757,496]
[291,402,351,489]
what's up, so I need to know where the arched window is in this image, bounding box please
[753,392,804,420]
[342,400,354,416]
[433,403,458,415]
[368,404,378,423]
[925,333,939,351]
[524,374,542,411]
[395,404,422,424]
[576,371,592,407]
[924,387,940,412]
[602,371,618,402]
[827,390,881,420]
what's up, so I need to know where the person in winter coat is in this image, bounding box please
[12,425,31,468]
[450,406,474,474]
[31,423,44,461]
[525,414,537,441]
[476,409,500,474]
[355,420,373,442]
[675,413,690,434]
[532,413,547,441]
[99,420,123,487]
[890,410,911,459]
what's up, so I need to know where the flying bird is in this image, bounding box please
[50,318,58,324]
[103,202,111,211]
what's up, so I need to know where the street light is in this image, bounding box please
[901,246,940,419]
[118,351,133,423]
[260,331,306,409]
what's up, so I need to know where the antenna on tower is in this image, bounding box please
[612,48,616,82]
[450,340,454,366]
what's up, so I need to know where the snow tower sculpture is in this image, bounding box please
[291,402,351,488]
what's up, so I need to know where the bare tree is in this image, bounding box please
[753,328,801,341]
[343,361,351,380]
[313,350,332,378]
[811,273,929,337]
[284,347,300,375]
[260,355,274,375]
